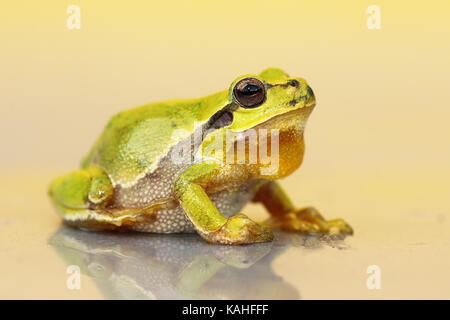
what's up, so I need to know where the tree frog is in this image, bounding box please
[49,67,353,245]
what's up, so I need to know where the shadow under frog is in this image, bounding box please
[49,227,349,299]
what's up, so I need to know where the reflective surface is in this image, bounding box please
[1,169,449,299]
[49,227,308,300]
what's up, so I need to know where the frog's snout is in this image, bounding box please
[307,86,314,98]
[305,85,315,107]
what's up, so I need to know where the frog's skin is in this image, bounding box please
[49,67,353,245]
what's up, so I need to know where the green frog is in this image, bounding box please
[49,67,353,245]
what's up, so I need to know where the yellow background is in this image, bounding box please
[1,0,450,173]
[1,0,450,299]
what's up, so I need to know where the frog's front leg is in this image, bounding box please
[253,181,353,235]
[49,167,156,230]
[174,161,274,245]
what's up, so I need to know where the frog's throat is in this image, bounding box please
[252,105,314,133]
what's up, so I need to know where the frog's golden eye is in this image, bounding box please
[233,78,266,108]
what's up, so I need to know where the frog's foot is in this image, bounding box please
[200,213,274,245]
[265,207,353,236]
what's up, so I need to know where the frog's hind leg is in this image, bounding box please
[253,181,353,235]
[52,205,158,231]
[49,167,157,230]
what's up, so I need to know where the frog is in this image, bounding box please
[48,67,353,245]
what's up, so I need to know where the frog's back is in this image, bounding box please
[82,92,228,188]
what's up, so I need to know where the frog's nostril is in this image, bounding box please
[307,86,314,98]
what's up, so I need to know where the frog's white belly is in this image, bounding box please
[113,155,260,233]
[128,183,257,233]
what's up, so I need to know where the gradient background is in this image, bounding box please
[1,0,449,299]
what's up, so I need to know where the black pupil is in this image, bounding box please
[240,84,261,96]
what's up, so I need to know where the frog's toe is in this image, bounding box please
[327,219,354,235]
[265,207,353,236]
[202,213,274,245]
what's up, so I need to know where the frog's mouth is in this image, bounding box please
[254,104,315,133]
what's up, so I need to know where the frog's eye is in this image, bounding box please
[233,78,266,108]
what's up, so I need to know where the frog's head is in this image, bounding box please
[200,68,315,178]
[225,67,316,132]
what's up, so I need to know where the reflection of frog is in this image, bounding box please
[50,227,307,299]
[49,68,352,245]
